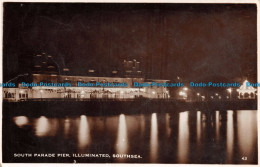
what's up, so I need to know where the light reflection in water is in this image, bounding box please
[9,110,258,164]
[178,111,189,163]
[196,111,201,144]
[201,113,207,131]
[64,118,70,138]
[13,116,29,128]
[226,110,234,163]
[115,114,128,154]
[150,113,158,162]
[215,111,220,142]
[78,115,91,149]
[35,116,51,137]
[237,110,257,163]
[165,113,171,138]
[140,114,145,135]
[34,116,58,137]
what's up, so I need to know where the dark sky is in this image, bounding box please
[3,3,257,82]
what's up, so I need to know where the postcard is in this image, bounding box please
[1,1,258,166]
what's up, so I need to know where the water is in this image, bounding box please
[3,110,258,164]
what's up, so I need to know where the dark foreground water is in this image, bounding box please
[3,110,258,164]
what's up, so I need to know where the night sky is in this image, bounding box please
[3,3,257,82]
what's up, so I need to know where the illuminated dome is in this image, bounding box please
[237,80,256,99]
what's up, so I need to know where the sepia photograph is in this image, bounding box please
[1,2,258,165]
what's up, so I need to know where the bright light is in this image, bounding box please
[216,111,220,143]
[227,88,232,93]
[152,91,156,95]
[197,93,200,96]
[237,110,257,160]
[179,91,187,99]
[211,96,214,99]
[201,96,205,99]
[40,90,43,93]
[19,90,24,94]
[227,110,234,162]
[196,111,201,143]
[215,93,218,96]
[237,80,256,99]
[13,116,29,128]
[35,116,50,137]
[78,115,91,149]
[116,114,128,155]
[178,111,189,163]
[183,87,188,91]
[150,113,158,162]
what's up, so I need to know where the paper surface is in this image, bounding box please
[1,1,259,166]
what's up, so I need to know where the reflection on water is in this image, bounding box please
[166,113,171,138]
[115,114,128,155]
[202,113,207,134]
[78,115,91,150]
[215,111,220,143]
[226,110,234,163]
[34,116,59,137]
[64,118,70,138]
[196,111,201,144]
[178,111,189,163]
[150,113,158,162]
[13,116,29,128]
[9,110,257,164]
[237,110,257,163]
[34,116,51,137]
[140,114,145,135]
